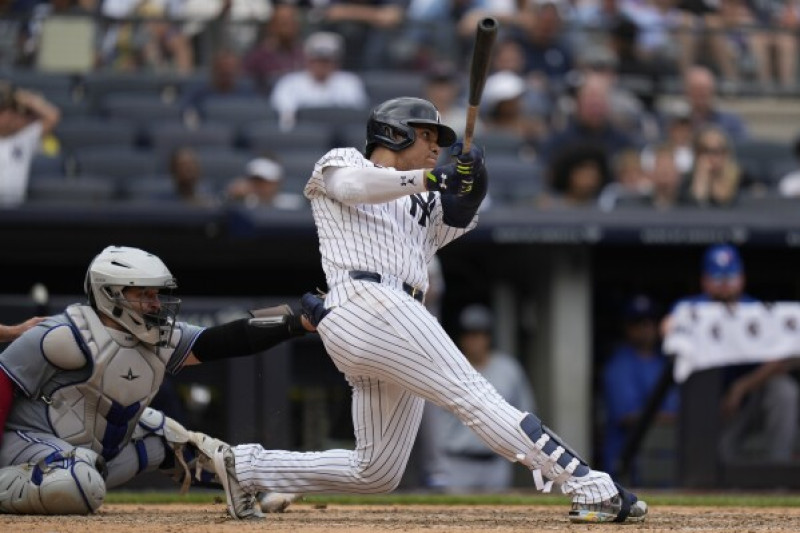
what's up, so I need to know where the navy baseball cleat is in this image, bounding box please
[569,483,648,523]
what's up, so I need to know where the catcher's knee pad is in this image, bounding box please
[515,413,590,492]
[0,449,106,514]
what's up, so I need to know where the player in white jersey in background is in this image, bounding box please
[205,97,647,524]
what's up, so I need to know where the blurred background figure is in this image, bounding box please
[243,2,305,92]
[226,154,303,210]
[320,0,406,71]
[777,134,800,198]
[540,72,638,181]
[643,142,683,210]
[664,244,799,464]
[480,70,545,151]
[0,80,60,207]
[181,48,255,118]
[423,62,472,143]
[100,0,194,73]
[679,125,743,207]
[542,144,611,209]
[597,147,652,211]
[683,65,747,142]
[420,304,535,493]
[517,0,574,90]
[270,31,368,130]
[162,146,217,207]
[674,0,740,87]
[732,0,799,92]
[602,294,679,482]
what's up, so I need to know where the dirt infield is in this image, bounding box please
[3,503,800,533]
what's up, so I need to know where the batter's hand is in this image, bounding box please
[451,142,485,197]
[301,292,329,327]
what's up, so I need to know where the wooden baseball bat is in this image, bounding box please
[463,17,498,152]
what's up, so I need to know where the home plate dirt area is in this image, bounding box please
[2,503,800,533]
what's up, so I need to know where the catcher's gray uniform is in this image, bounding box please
[0,304,203,513]
[229,148,618,505]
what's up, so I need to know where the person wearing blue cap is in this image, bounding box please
[664,244,799,463]
[603,295,679,483]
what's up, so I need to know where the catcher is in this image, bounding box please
[0,245,308,515]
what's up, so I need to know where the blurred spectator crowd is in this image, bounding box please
[0,0,800,209]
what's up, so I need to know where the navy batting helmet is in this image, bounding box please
[365,97,457,157]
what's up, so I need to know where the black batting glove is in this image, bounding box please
[425,162,458,193]
[451,142,485,196]
[301,292,329,327]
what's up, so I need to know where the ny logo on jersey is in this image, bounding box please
[409,193,436,227]
[400,174,416,187]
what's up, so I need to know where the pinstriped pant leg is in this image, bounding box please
[234,375,424,494]
[235,285,616,502]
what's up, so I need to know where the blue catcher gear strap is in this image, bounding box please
[516,413,590,492]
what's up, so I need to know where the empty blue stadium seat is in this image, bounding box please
[28,176,118,204]
[242,122,333,154]
[74,147,157,181]
[147,120,235,154]
[56,118,137,153]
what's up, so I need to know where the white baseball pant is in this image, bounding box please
[233,281,617,503]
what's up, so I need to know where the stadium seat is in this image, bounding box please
[45,93,90,119]
[120,175,174,202]
[73,147,157,181]
[186,148,251,189]
[82,71,186,110]
[295,106,370,127]
[278,151,317,194]
[336,124,367,150]
[242,122,333,154]
[487,156,543,205]
[102,92,186,126]
[4,69,75,99]
[147,120,235,155]
[735,139,793,186]
[473,131,529,159]
[28,176,117,204]
[30,154,64,178]
[362,70,425,106]
[56,118,137,153]
[202,96,276,126]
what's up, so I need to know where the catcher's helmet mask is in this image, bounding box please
[365,97,457,157]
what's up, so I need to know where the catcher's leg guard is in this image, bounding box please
[0,449,106,514]
[134,407,224,492]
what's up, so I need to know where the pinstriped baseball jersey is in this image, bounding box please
[304,148,476,296]
[231,143,619,508]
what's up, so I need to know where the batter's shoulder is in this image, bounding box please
[316,147,370,170]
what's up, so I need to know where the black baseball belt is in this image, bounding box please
[349,270,425,303]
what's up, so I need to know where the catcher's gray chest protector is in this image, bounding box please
[46,305,174,460]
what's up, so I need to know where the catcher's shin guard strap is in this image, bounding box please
[518,413,590,490]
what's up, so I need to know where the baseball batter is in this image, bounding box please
[0,245,310,516]
[208,97,647,523]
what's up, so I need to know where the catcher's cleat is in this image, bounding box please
[213,445,264,520]
[258,492,301,513]
[569,484,647,524]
